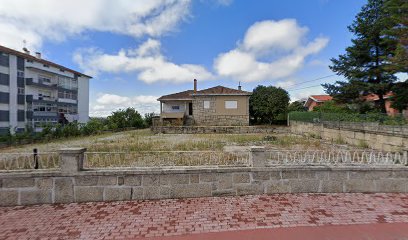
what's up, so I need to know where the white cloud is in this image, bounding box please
[91,93,160,117]
[0,0,191,50]
[242,19,308,55]
[73,39,214,83]
[214,19,329,83]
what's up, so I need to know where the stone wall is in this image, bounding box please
[1,167,408,207]
[290,121,408,151]
[151,125,288,134]
[0,148,407,206]
[192,96,249,126]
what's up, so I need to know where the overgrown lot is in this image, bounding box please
[1,128,357,154]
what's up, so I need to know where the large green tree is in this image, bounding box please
[382,0,408,72]
[323,0,401,113]
[107,107,145,130]
[390,79,408,111]
[249,85,289,124]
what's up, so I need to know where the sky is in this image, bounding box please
[0,0,376,117]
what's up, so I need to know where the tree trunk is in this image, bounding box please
[378,93,387,114]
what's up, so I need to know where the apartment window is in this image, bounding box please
[17,57,24,70]
[18,87,25,95]
[0,73,9,86]
[59,69,65,72]
[43,64,49,68]
[0,52,9,67]
[203,101,210,109]
[39,75,52,84]
[172,106,180,110]
[225,100,238,109]
[0,92,9,104]
[17,71,24,78]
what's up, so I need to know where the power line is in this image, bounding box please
[287,84,323,91]
[283,74,336,89]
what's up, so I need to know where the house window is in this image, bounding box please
[225,100,238,109]
[203,101,210,109]
[172,106,180,110]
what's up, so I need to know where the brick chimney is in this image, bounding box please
[194,79,197,93]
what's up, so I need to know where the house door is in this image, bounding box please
[189,102,193,115]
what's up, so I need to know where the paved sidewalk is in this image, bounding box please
[0,193,408,239]
[154,223,408,240]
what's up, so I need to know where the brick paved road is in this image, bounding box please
[1,193,408,239]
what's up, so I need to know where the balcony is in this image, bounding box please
[26,95,58,104]
[32,111,58,117]
[25,78,57,89]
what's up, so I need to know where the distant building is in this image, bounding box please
[0,45,91,134]
[157,79,252,126]
[304,95,333,111]
[304,93,407,116]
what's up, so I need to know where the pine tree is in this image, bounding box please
[382,0,408,72]
[323,0,400,113]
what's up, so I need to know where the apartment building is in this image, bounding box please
[0,45,91,134]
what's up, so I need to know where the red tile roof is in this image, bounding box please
[194,85,251,95]
[157,90,194,101]
[158,86,251,101]
[0,45,92,78]
[309,95,333,102]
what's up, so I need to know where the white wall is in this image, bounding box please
[77,75,90,123]
[9,55,17,133]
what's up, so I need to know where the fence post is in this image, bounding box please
[250,146,267,167]
[58,148,87,173]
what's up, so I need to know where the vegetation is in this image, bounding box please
[323,0,407,113]
[312,101,350,113]
[249,85,290,124]
[0,107,154,146]
[390,80,408,111]
[288,101,306,112]
[289,111,407,125]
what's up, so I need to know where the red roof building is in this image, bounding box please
[304,95,333,111]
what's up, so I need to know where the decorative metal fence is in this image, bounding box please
[267,150,407,166]
[84,151,251,168]
[0,152,60,171]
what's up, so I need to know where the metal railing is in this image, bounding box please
[267,150,408,166]
[84,151,251,168]
[0,152,60,171]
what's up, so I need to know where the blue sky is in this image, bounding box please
[0,0,372,116]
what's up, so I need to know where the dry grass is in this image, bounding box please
[1,128,354,154]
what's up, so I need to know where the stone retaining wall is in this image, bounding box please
[151,125,288,134]
[1,167,408,207]
[0,148,407,206]
[290,121,408,151]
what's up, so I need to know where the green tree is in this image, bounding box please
[312,101,350,113]
[81,118,106,135]
[390,79,408,111]
[288,101,306,112]
[323,0,399,113]
[382,0,408,72]
[249,85,290,124]
[143,112,156,127]
[107,107,145,130]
